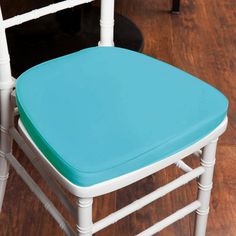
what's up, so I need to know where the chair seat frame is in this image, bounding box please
[0,1,228,235]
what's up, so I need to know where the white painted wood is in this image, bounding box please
[194,139,218,236]
[0,8,12,85]
[0,7,14,212]
[92,167,204,234]
[136,201,201,236]
[17,117,227,198]
[5,153,76,236]
[0,151,9,212]
[176,150,202,173]
[176,160,193,173]
[99,0,115,46]
[3,0,94,29]
[9,87,18,117]
[77,198,93,236]
[193,150,203,158]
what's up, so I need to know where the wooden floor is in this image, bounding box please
[0,0,236,235]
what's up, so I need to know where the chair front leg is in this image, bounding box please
[0,157,9,212]
[194,139,218,236]
[77,198,93,236]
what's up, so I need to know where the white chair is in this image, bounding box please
[0,0,228,235]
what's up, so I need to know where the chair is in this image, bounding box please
[0,0,228,235]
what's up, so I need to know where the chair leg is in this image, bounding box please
[194,139,218,236]
[77,198,93,236]
[171,0,180,14]
[0,89,13,212]
[0,157,9,212]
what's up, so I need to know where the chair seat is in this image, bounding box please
[16,47,228,187]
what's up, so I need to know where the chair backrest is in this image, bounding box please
[0,0,115,86]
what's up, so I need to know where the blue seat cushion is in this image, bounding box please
[16,47,228,186]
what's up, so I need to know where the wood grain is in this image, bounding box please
[0,0,235,235]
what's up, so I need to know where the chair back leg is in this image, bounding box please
[194,139,218,236]
[0,89,13,212]
[0,7,14,212]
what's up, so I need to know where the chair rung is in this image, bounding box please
[9,127,77,220]
[92,167,204,234]
[3,0,94,29]
[5,153,76,236]
[176,160,193,172]
[136,200,201,236]
[193,150,203,157]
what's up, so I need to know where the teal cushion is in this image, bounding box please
[16,47,228,186]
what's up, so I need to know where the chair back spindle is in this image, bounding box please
[99,0,115,46]
[0,7,11,85]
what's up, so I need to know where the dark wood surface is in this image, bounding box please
[0,0,236,235]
